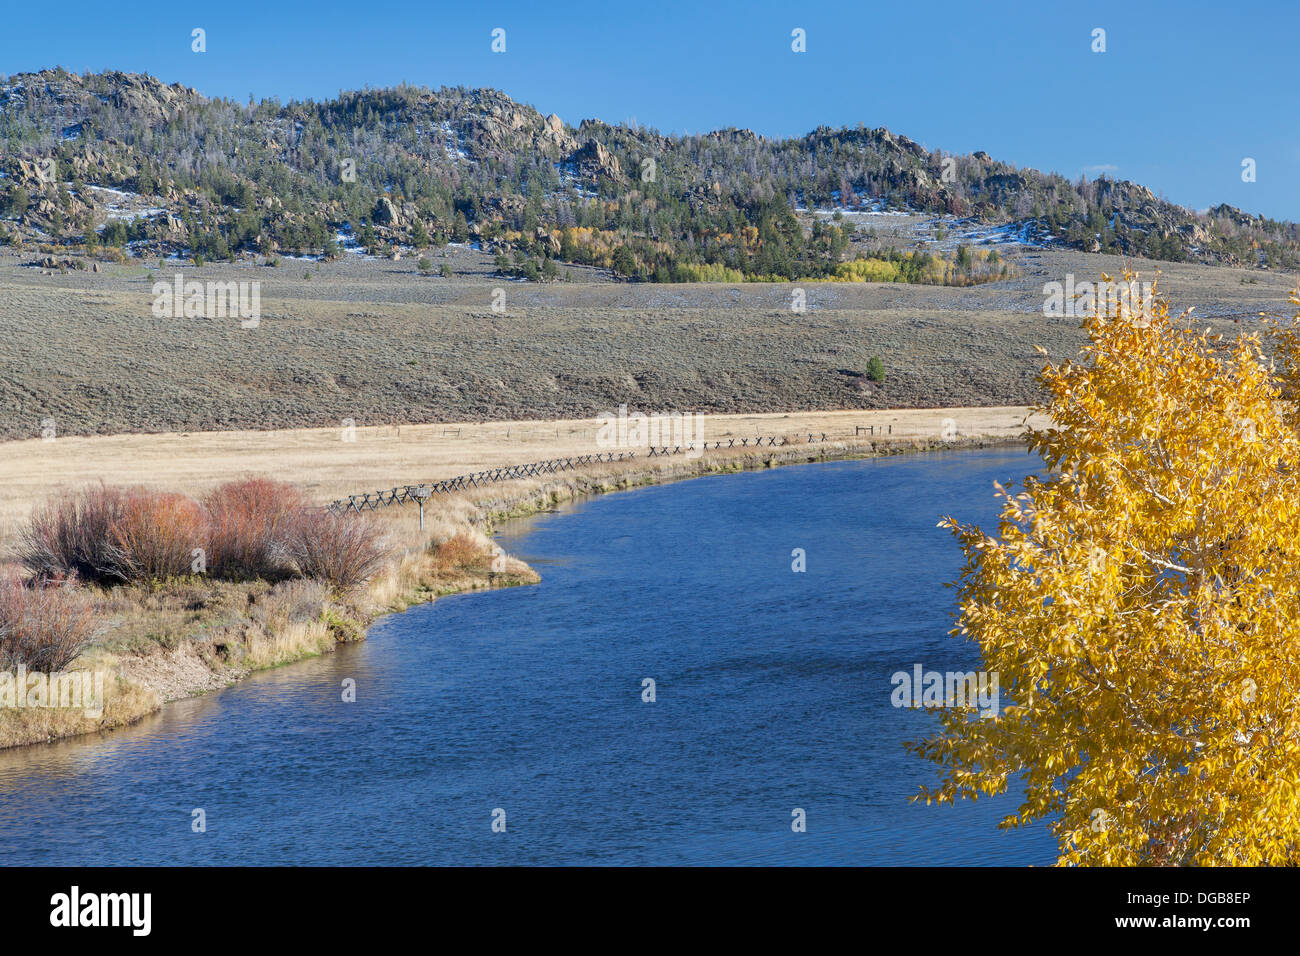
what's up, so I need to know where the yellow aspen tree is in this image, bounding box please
[1266,289,1300,428]
[911,273,1300,865]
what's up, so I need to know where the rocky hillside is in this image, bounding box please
[1,68,1297,278]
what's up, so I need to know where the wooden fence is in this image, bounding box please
[324,432,835,515]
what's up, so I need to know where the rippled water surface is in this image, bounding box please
[0,449,1059,865]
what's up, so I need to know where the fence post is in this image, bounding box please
[412,486,431,530]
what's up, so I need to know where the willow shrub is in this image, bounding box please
[0,575,103,671]
[19,477,384,592]
[202,477,307,581]
[284,510,389,593]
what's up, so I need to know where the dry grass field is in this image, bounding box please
[0,406,1043,538]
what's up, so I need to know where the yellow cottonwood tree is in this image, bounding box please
[912,274,1300,865]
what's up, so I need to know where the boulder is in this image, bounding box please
[533,227,561,255]
[569,139,624,182]
[373,196,404,228]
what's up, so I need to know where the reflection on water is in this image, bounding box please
[0,450,1059,865]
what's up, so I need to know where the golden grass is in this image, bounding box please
[240,617,336,670]
[0,407,1040,532]
[0,647,160,749]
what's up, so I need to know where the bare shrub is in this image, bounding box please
[103,489,209,582]
[19,484,128,584]
[203,477,307,580]
[17,479,378,593]
[0,576,104,671]
[286,511,390,592]
[19,485,208,585]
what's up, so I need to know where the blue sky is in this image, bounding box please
[3,0,1297,220]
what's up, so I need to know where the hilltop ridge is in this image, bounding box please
[1,67,1296,277]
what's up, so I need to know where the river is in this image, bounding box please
[0,448,1059,865]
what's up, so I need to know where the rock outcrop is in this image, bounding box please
[569,139,624,182]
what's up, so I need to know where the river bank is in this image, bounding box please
[0,429,1032,750]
